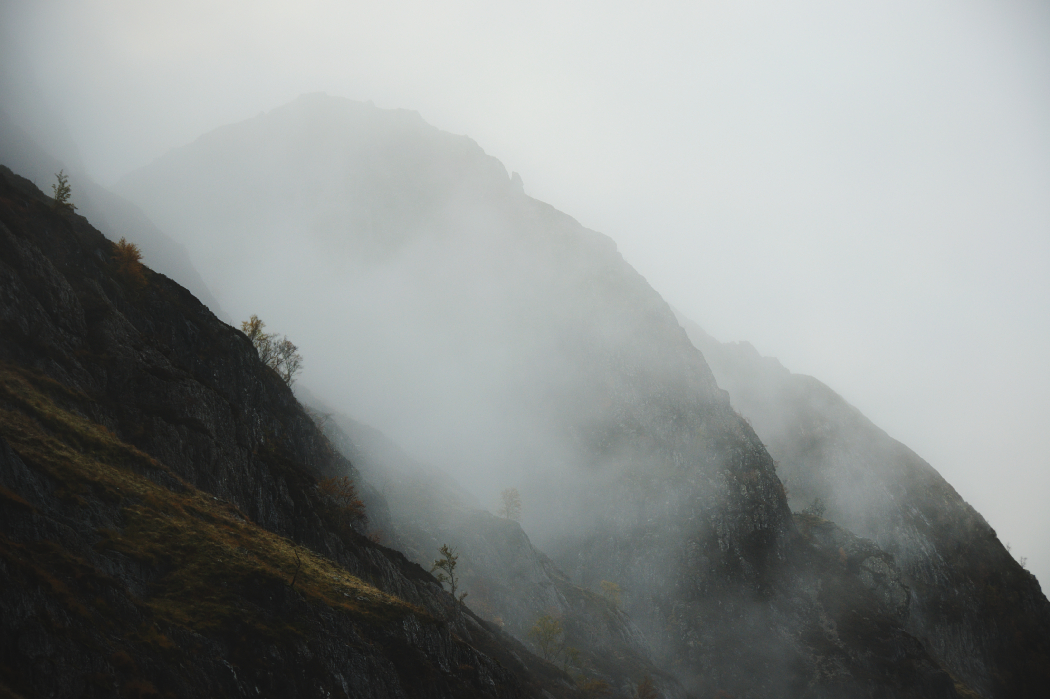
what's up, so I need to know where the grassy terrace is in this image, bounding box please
[0,362,423,642]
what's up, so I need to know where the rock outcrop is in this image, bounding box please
[679,314,1050,698]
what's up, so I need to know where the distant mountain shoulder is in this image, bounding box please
[676,310,1050,699]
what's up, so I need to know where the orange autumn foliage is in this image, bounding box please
[112,237,147,290]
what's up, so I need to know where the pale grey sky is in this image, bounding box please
[2,0,1048,586]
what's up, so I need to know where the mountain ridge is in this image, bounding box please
[0,163,578,698]
[0,107,226,319]
[113,93,968,696]
[678,312,1050,698]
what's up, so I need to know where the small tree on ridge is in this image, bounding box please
[528,612,563,662]
[112,237,147,290]
[431,544,467,609]
[241,314,303,385]
[318,475,366,523]
[497,487,521,520]
[51,170,75,212]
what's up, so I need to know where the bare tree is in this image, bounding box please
[528,612,563,661]
[497,487,521,520]
[318,476,366,522]
[431,544,468,608]
[528,611,581,670]
[273,337,302,384]
[241,315,303,385]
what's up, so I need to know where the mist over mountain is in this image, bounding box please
[5,0,1048,625]
[115,93,730,535]
[1,0,1047,692]
[0,108,226,318]
[105,93,1005,695]
[297,393,684,696]
[678,315,1050,697]
[0,165,576,698]
[0,149,952,697]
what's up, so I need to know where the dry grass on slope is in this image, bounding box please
[0,363,423,641]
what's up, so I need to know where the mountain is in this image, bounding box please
[299,399,684,696]
[678,315,1050,698]
[0,165,576,698]
[114,93,970,696]
[0,108,226,318]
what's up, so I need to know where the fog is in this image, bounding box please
[1,0,1048,590]
[101,93,726,552]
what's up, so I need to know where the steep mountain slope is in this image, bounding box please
[115,94,965,696]
[679,316,1050,698]
[0,108,225,317]
[0,165,576,698]
[303,404,683,697]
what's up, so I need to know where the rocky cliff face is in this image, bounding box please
[679,315,1050,698]
[113,94,969,696]
[0,164,577,698]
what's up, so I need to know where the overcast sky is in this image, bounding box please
[2,0,1048,587]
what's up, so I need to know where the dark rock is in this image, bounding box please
[0,164,574,698]
[681,313,1050,698]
